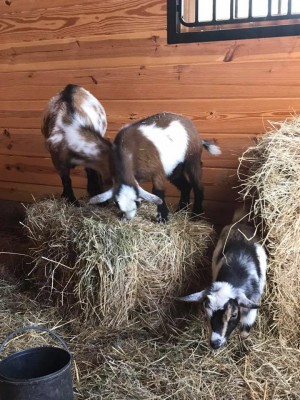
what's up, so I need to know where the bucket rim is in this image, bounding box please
[0,326,70,355]
[0,346,72,383]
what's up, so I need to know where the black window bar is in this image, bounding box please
[167,0,300,44]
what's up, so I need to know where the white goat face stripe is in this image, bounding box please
[139,121,189,176]
[207,282,235,312]
[116,185,138,219]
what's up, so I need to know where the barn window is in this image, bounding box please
[167,0,300,44]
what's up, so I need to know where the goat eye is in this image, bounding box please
[203,298,209,309]
[231,312,238,319]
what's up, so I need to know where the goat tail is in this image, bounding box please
[202,140,221,156]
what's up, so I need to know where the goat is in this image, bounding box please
[89,112,221,221]
[177,209,267,349]
[41,84,113,205]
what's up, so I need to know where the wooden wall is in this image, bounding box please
[1,0,300,225]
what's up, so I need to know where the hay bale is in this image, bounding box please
[238,117,300,346]
[23,199,214,329]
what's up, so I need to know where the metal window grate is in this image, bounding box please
[167,0,300,44]
[180,0,299,27]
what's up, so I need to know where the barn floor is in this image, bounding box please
[0,200,299,400]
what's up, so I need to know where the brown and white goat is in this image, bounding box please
[177,209,267,349]
[89,112,221,221]
[42,84,113,205]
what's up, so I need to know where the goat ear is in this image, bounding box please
[137,186,163,205]
[89,189,113,204]
[239,303,261,309]
[176,290,206,303]
[236,293,260,309]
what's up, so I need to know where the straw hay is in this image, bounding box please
[2,121,300,398]
[0,279,299,400]
[23,199,214,329]
[238,117,300,347]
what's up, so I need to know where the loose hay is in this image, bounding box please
[23,199,214,329]
[0,280,299,400]
[238,117,300,346]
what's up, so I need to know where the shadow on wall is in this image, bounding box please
[0,200,31,280]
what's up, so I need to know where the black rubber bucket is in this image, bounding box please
[0,326,73,400]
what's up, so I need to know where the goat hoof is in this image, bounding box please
[155,213,168,223]
[176,204,189,213]
[190,212,202,221]
[62,194,80,207]
[67,199,81,207]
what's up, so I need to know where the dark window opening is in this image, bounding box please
[167,0,300,44]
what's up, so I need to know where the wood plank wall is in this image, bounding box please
[1,0,300,225]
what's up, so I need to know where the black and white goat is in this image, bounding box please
[177,210,267,349]
[89,112,221,221]
[41,84,113,205]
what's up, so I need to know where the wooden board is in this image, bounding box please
[0,0,166,43]
[0,181,236,226]
[2,34,300,73]
[2,60,300,91]
[0,129,256,170]
[0,154,239,201]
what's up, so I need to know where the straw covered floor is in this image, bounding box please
[23,199,214,329]
[0,279,299,400]
[239,116,300,347]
